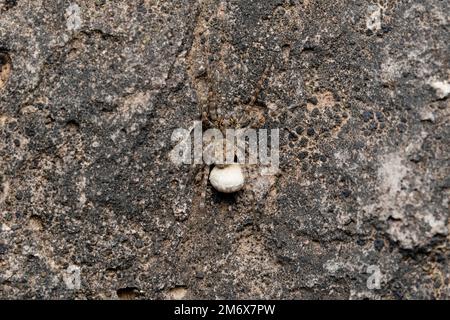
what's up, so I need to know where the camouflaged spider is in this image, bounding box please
[194,98,266,210]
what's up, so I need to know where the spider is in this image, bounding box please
[187,51,273,212]
[194,96,267,211]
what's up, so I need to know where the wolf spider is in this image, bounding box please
[193,99,266,210]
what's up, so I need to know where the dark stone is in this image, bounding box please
[307,97,318,105]
[0,244,8,255]
[362,111,373,122]
[307,127,316,137]
[298,151,308,160]
[341,189,351,198]
[374,239,385,252]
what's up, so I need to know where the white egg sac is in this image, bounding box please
[209,164,245,193]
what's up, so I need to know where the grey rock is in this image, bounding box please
[0,0,448,299]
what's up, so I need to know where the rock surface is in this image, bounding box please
[0,0,449,299]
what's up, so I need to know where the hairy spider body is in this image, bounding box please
[195,100,266,211]
[190,50,271,212]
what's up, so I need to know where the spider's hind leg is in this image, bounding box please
[199,165,211,210]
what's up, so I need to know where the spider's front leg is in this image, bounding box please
[201,111,215,130]
[239,108,266,130]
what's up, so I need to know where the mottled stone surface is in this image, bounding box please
[0,0,449,299]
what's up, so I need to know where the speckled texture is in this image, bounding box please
[0,0,449,299]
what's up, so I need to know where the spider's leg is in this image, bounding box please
[202,111,215,129]
[199,165,210,210]
[215,102,222,122]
